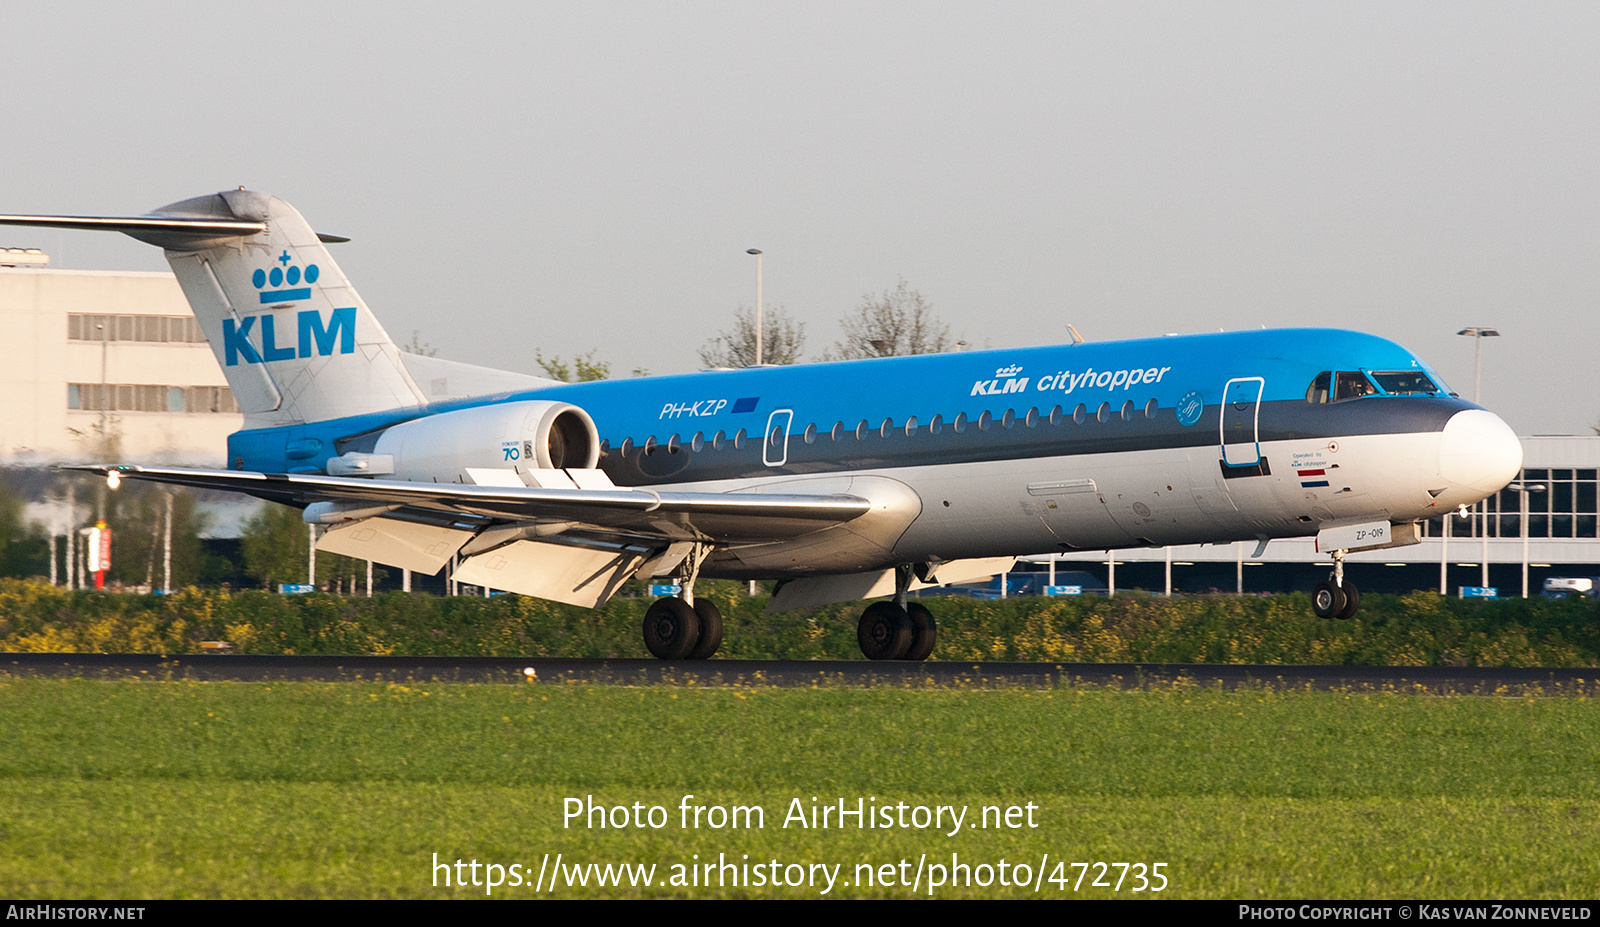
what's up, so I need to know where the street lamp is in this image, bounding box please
[1455,327,1500,404]
[1508,481,1547,598]
[1458,326,1500,593]
[746,249,763,366]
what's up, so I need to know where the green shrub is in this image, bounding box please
[0,579,1595,666]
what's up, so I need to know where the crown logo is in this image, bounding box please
[995,364,1023,378]
[252,250,320,304]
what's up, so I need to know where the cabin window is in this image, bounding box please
[977,410,992,431]
[734,428,748,449]
[929,414,943,434]
[905,416,919,436]
[803,423,817,444]
[1096,402,1111,423]
[1049,405,1064,425]
[1334,371,1378,401]
[1002,409,1016,429]
[1144,398,1158,419]
[713,430,726,450]
[691,432,704,452]
[621,437,634,455]
[831,421,844,441]
[1025,407,1039,427]
[1120,400,1134,421]
[1072,403,1086,425]
[666,434,681,453]
[856,419,870,440]
[954,413,968,434]
[880,418,894,438]
[643,436,657,455]
[1306,371,1331,404]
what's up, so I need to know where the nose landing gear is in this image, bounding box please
[1311,549,1361,620]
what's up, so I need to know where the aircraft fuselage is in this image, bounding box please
[226,327,1521,579]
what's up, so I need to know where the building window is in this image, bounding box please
[68,314,206,343]
[68,383,237,413]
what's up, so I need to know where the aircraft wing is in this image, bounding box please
[71,464,872,542]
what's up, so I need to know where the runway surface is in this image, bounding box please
[2,652,1594,693]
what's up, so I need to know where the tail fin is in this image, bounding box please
[154,190,426,427]
[0,190,427,427]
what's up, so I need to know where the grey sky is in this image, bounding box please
[4,2,1596,434]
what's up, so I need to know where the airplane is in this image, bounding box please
[0,190,1524,660]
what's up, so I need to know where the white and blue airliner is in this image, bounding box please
[0,190,1524,660]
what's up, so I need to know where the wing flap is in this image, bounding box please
[315,517,473,574]
[452,539,645,606]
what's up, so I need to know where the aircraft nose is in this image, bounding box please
[1437,409,1523,497]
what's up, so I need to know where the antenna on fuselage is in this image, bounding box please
[1065,324,1085,345]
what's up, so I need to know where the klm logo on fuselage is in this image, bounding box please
[971,365,1029,396]
[224,307,356,366]
[970,362,1176,397]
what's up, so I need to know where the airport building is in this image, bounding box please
[0,249,241,467]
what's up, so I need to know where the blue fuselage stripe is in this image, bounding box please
[228,327,1470,478]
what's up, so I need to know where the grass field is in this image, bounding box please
[2,676,1597,898]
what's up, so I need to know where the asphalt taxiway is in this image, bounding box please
[2,652,1593,693]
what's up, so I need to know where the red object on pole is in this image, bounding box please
[92,522,111,590]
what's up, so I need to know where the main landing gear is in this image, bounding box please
[641,545,723,660]
[1310,548,1361,620]
[856,565,938,661]
[642,595,723,659]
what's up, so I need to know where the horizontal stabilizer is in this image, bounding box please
[0,213,348,249]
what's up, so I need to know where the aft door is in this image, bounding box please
[1220,377,1267,473]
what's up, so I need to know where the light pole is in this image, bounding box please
[97,321,109,523]
[746,249,763,366]
[1457,327,1499,592]
[1456,327,1500,404]
[1509,481,1546,598]
[1439,508,1451,595]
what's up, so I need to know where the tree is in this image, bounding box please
[402,330,438,356]
[536,348,612,382]
[240,503,370,591]
[0,477,48,580]
[103,484,208,589]
[697,305,806,368]
[830,278,952,359]
[241,503,310,589]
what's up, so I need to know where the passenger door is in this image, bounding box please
[1220,377,1267,474]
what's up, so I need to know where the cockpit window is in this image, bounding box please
[1306,371,1331,404]
[1369,371,1443,395]
[1334,371,1378,401]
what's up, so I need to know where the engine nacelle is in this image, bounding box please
[358,401,599,483]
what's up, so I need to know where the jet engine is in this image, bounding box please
[327,400,599,482]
